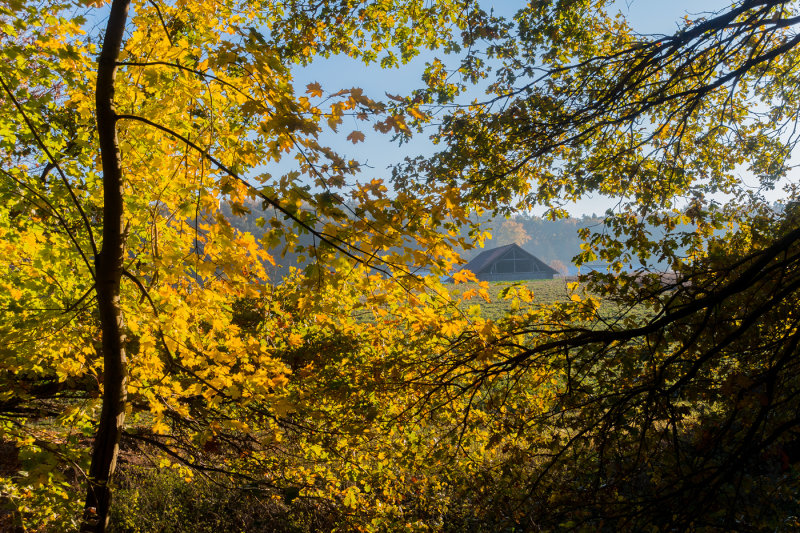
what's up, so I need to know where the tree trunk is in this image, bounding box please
[82,0,131,530]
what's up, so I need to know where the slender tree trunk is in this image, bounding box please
[82,0,131,530]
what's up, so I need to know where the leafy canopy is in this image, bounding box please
[4,0,800,531]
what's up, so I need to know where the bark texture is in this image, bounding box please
[82,0,131,530]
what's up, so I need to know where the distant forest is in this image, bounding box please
[223,200,606,276]
[465,214,606,273]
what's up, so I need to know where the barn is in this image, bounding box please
[454,243,558,281]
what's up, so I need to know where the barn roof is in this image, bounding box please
[458,243,558,275]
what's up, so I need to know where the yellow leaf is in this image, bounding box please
[408,106,426,120]
[288,333,303,347]
[452,269,477,284]
[343,487,360,509]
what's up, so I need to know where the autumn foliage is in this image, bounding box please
[3,0,800,531]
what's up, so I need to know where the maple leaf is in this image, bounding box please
[306,81,323,97]
[346,130,365,144]
[452,269,477,284]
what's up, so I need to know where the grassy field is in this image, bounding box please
[448,277,651,326]
[449,278,577,320]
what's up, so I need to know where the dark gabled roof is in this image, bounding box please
[457,243,559,275]
[460,244,517,274]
